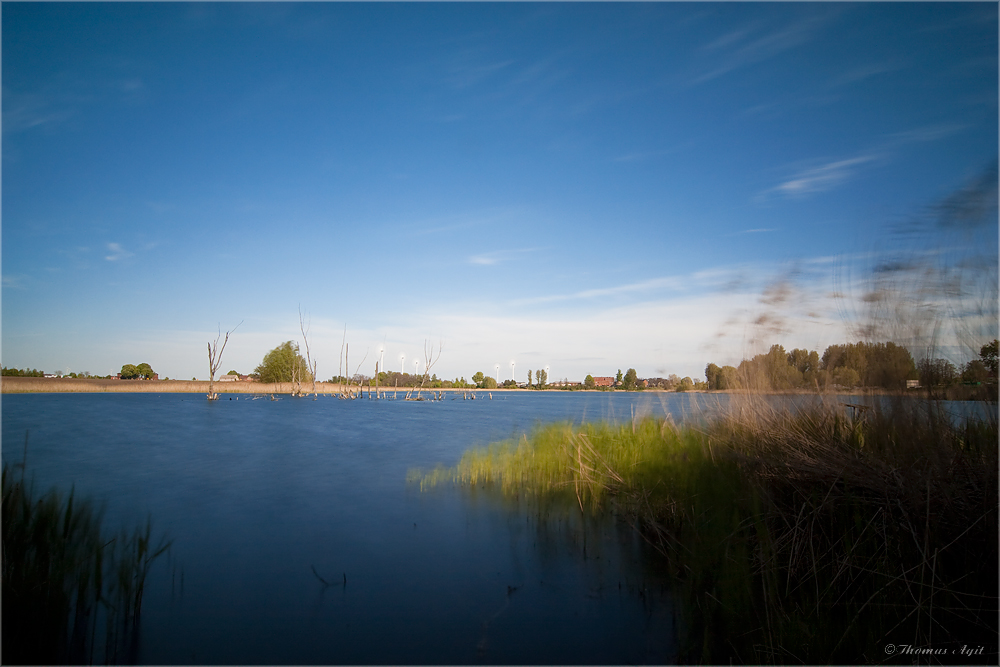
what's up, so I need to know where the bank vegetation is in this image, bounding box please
[417,393,998,663]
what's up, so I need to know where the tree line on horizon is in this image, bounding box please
[9,338,995,393]
[0,367,148,380]
[705,340,998,392]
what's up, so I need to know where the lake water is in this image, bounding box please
[5,390,994,664]
[3,390,727,665]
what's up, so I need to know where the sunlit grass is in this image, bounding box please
[416,395,998,664]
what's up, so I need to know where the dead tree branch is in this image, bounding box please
[299,306,317,395]
[207,321,242,400]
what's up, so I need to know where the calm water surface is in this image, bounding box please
[3,391,723,665]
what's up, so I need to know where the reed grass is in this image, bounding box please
[2,457,171,664]
[2,376,520,395]
[418,394,998,664]
[0,376,355,394]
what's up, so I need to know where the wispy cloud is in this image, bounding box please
[2,89,76,133]
[692,13,831,84]
[758,123,967,202]
[740,228,778,234]
[760,154,878,200]
[828,61,900,89]
[612,145,686,163]
[2,275,29,290]
[4,74,145,135]
[884,123,966,147]
[409,219,487,237]
[403,208,521,237]
[468,247,541,266]
[104,243,134,261]
[509,275,687,306]
[446,58,515,89]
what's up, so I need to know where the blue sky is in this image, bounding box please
[3,2,997,382]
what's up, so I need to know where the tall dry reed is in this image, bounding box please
[418,393,998,663]
[1,376,352,394]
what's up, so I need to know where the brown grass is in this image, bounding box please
[0,377,530,395]
[1,377,349,394]
[418,391,999,664]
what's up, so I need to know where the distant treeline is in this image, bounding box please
[1,367,45,377]
[326,371,517,390]
[705,340,998,391]
[1,368,114,379]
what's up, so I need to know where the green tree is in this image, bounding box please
[120,364,139,379]
[527,370,532,387]
[615,369,623,385]
[623,368,638,390]
[980,339,998,376]
[787,348,819,375]
[483,376,498,389]
[866,342,916,389]
[584,374,595,389]
[832,366,860,389]
[676,376,694,392]
[705,363,721,390]
[472,371,485,387]
[720,365,738,390]
[254,341,312,384]
[536,369,547,389]
[962,359,989,383]
[2,368,44,377]
[227,370,239,376]
[918,358,957,387]
[136,362,155,379]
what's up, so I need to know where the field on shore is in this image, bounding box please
[4,376,990,399]
[1,377,526,395]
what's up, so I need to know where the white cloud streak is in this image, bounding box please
[104,243,134,261]
[467,247,542,266]
[692,13,831,84]
[757,154,878,201]
[508,275,687,306]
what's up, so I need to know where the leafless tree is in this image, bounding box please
[207,321,242,400]
[338,325,347,397]
[406,340,442,400]
[350,348,370,398]
[299,306,318,395]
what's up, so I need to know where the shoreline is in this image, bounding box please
[2,377,539,395]
[3,376,984,398]
[2,377,475,395]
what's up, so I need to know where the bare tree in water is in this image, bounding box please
[406,340,442,399]
[207,321,242,400]
[299,307,318,396]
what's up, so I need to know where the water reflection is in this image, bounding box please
[460,487,678,664]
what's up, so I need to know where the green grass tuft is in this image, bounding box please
[417,396,998,664]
